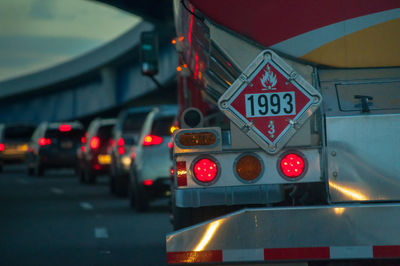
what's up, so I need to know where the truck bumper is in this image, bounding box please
[175,184,284,207]
[167,203,400,264]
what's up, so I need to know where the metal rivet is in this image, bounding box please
[220,101,228,109]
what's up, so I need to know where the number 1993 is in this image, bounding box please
[245,92,296,117]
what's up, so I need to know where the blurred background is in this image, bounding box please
[0,0,178,265]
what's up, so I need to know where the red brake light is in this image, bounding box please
[143,179,154,186]
[118,146,125,155]
[81,136,87,144]
[38,138,51,146]
[59,124,71,132]
[0,143,4,151]
[90,137,100,149]
[193,158,218,183]
[81,146,86,152]
[143,135,163,146]
[279,153,306,179]
[117,137,125,146]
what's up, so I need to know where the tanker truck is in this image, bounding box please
[167,0,400,264]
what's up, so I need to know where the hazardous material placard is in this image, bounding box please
[218,50,322,154]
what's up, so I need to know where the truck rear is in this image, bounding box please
[167,0,400,264]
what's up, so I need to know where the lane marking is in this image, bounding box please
[50,187,64,195]
[95,228,109,239]
[80,202,94,210]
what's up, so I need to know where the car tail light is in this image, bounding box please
[81,136,87,144]
[38,138,51,146]
[143,179,153,186]
[118,146,125,155]
[193,157,219,184]
[279,152,306,179]
[0,143,4,151]
[81,146,86,152]
[59,124,71,132]
[90,137,100,149]
[168,141,173,149]
[235,154,262,182]
[117,138,125,146]
[143,135,163,146]
[117,137,125,154]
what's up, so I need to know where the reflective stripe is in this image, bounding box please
[264,247,330,261]
[166,250,222,264]
[330,246,373,259]
[223,248,264,262]
[167,245,400,264]
[373,245,400,258]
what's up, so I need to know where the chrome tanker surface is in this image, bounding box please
[327,114,400,202]
[167,203,400,252]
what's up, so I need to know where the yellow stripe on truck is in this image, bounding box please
[301,18,400,68]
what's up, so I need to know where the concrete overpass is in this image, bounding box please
[0,10,177,124]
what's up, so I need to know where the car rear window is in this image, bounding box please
[97,125,113,146]
[45,129,84,142]
[151,116,174,136]
[4,126,35,141]
[123,113,148,132]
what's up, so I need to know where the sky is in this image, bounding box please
[0,0,142,81]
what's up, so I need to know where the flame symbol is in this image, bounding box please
[260,64,277,90]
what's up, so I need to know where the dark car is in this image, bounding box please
[0,124,35,171]
[78,118,115,184]
[109,106,153,196]
[26,122,84,176]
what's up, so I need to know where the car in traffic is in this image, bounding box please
[0,124,35,172]
[129,105,177,211]
[109,106,153,196]
[78,118,115,184]
[26,122,84,176]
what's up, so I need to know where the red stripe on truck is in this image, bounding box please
[167,250,223,264]
[373,245,400,258]
[264,247,330,261]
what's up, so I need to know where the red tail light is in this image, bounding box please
[90,137,100,149]
[81,146,86,152]
[193,157,219,184]
[279,153,306,179]
[143,135,163,146]
[143,179,154,186]
[59,124,71,132]
[117,137,125,146]
[118,146,125,155]
[38,138,51,146]
[81,136,87,144]
[0,143,4,151]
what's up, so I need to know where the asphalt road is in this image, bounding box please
[0,164,172,266]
